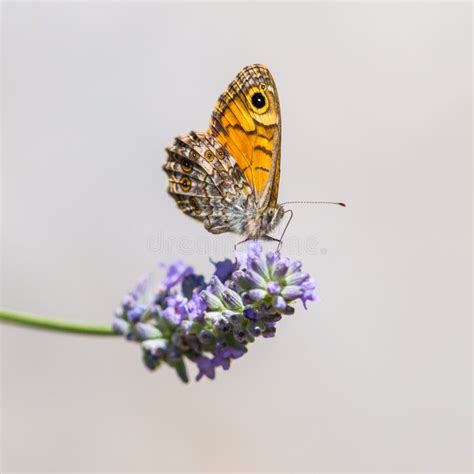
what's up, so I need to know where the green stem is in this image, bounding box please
[0,308,118,336]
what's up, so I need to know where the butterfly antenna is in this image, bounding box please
[281,201,346,207]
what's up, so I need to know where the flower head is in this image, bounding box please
[113,242,318,382]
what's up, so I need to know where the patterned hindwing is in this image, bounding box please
[164,131,256,234]
[208,64,281,210]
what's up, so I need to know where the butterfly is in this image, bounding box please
[163,64,344,248]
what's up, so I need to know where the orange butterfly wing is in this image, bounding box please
[208,64,281,209]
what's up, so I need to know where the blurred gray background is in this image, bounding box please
[1,2,471,472]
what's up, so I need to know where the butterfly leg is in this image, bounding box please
[262,235,283,251]
[263,235,281,244]
[234,238,251,251]
[275,210,294,251]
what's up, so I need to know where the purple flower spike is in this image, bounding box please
[114,243,319,382]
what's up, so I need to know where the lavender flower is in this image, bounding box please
[113,242,317,382]
[161,261,193,290]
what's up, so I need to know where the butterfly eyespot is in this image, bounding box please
[216,149,225,159]
[204,150,215,162]
[189,197,201,215]
[251,92,266,109]
[260,83,266,91]
[179,176,192,192]
[190,150,199,160]
[181,159,193,173]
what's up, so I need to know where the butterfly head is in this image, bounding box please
[260,204,285,236]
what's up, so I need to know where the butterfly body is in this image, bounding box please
[164,64,284,242]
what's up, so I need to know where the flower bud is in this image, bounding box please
[209,275,226,298]
[135,322,162,340]
[112,318,129,335]
[233,327,248,343]
[243,307,258,321]
[128,305,147,322]
[249,257,269,278]
[249,324,262,337]
[198,329,214,345]
[281,285,303,301]
[186,333,200,352]
[266,251,280,269]
[201,290,224,310]
[207,313,231,333]
[262,325,277,338]
[261,313,282,323]
[166,347,182,364]
[247,289,267,302]
[223,310,242,325]
[171,332,190,350]
[143,352,160,370]
[282,305,295,315]
[233,270,253,291]
[142,338,167,356]
[285,271,309,286]
[302,278,316,291]
[267,281,281,295]
[272,295,287,311]
[273,257,290,278]
[222,288,244,310]
[121,294,135,310]
[217,320,232,333]
[287,260,302,275]
[241,293,254,305]
[243,269,267,289]
[258,301,273,313]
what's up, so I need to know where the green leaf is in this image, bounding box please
[175,359,189,383]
